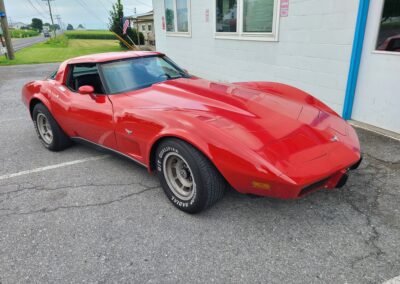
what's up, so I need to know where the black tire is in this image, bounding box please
[32,103,71,151]
[156,139,226,213]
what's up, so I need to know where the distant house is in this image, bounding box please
[9,22,28,29]
[128,11,155,45]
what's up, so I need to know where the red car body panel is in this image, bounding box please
[22,52,361,199]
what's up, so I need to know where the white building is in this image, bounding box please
[129,11,156,45]
[9,22,28,29]
[152,0,400,135]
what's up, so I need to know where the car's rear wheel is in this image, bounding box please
[156,139,226,213]
[32,103,71,151]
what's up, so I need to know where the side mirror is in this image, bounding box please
[78,85,94,95]
[183,68,189,74]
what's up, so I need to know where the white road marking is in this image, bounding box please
[383,276,400,284]
[0,117,27,123]
[0,155,109,181]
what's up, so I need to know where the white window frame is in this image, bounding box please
[372,0,400,56]
[164,0,192,37]
[214,0,280,41]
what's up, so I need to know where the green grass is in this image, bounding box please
[0,37,123,65]
[10,29,40,38]
[44,35,69,47]
[64,30,116,40]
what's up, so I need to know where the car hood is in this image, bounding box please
[149,77,305,130]
[119,77,357,177]
[145,77,347,138]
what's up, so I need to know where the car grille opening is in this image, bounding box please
[299,177,330,197]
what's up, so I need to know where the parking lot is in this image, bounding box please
[0,63,399,283]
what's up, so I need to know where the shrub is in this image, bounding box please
[10,29,40,38]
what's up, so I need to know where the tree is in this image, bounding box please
[50,24,60,31]
[67,24,74,30]
[31,18,43,31]
[77,24,84,29]
[108,0,144,48]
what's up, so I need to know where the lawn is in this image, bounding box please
[0,38,123,65]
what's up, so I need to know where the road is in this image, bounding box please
[11,35,47,51]
[0,63,399,283]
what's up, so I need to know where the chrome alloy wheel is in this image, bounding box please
[163,152,196,201]
[36,113,53,144]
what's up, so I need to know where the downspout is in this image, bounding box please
[342,0,370,119]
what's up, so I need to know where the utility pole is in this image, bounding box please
[55,15,62,32]
[134,7,140,47]
[42,0,56,37]
[0,0,14,60]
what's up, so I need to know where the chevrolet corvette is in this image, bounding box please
[22,51,362,213]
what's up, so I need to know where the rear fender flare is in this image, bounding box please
[29,93,52,118]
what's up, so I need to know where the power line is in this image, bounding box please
[34,0,49,12]
[97,0,111,13]
[132,0,152,8]
[71,0,109,28]
[26,0,49,19]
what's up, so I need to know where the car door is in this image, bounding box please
[60,63,118,149]
[99,57,166,164]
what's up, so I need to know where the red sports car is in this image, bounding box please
[22,51,362,213]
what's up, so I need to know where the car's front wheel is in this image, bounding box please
[156,139,226,213]
[32,103,71,151]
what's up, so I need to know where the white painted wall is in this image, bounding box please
[153,0,358,114]
[352,0,400,134]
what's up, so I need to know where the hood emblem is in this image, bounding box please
[125,129,133,135]
[331,135,339,142]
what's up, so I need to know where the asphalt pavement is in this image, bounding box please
[0,63,399,283]
[11,35,48,51]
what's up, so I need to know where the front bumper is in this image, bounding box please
[237,156,363,199]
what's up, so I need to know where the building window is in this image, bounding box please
[215,0,279,41]
[142,24,146,31]
[376,0,400,53]
[148,24,152,31]
[164,0,191,35]
[165,0,175,32]
[216,0,237,32]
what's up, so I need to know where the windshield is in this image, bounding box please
[99,56,189,94]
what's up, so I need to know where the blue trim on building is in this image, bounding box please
[342,0,371,119]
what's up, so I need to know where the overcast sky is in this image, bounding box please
[4,0,153,29]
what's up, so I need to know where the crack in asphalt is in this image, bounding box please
[0,183,160,218]
[0,181,156,198]
[343,157,397,269]
[363,153,400,170]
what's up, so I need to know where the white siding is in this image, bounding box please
[153,0,358,114]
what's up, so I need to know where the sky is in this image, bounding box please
[4,0,153,30]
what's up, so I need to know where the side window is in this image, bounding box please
[376,0,400,52]
[66,64,105,94]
